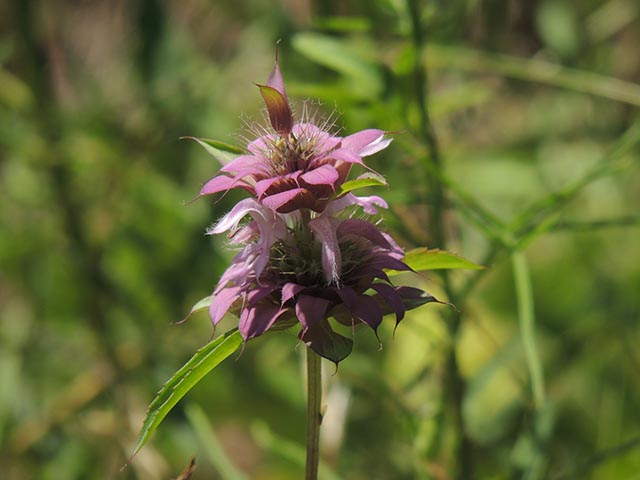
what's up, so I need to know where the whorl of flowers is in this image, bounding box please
[196,62,391,214]
[193,59,437,364]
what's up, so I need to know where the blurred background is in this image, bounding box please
[1,0,639,479]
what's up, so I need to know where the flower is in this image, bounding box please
[195,61,392,213]
[206,196,437,364]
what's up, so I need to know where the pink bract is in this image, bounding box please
[205,195,436,364]
[196,61,392,213]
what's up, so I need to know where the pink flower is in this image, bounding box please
[196,61,392,213]
[206,195,437,364]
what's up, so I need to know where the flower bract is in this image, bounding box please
[196,61,392,213]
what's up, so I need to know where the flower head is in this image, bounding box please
[207,196,436,364]
[196,61,392,213]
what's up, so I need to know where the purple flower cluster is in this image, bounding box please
[195,60,434,363]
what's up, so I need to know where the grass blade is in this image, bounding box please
[185,403,248,480]
[511,251,545,408]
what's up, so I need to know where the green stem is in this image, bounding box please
[406,1,472,477]
[511,251,545,408]
[305,348,322,480]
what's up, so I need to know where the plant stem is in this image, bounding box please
[511,251,545,408]
[406,0,472,477]
[305,348,322,480]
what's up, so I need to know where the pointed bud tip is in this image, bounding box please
[257,84,293,135]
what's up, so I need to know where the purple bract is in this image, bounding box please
[196,61,392,213]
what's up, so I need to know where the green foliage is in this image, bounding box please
[130,329,243,461]
[401,247,484,271]
[332,172,388,197]
[2,1,640,479]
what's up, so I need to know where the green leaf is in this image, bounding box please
[334,172,388,197]
[182,137,244,165]
[176,295,212,324]
[292,32,383,98]
[312,15,372,33]
[401,248,484,271]
[129,329,243,461]
[188,295,212,315]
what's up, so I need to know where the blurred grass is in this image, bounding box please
[1,0,639,479]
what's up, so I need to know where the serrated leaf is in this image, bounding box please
[401,248,483,271]
[129,329,243,461]
[182,137,244,165]
[334,172,388,197]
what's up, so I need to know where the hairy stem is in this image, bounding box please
[305,348,322,480]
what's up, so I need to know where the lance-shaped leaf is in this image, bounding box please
[257,84,293,135]
[181,137,244,165]
[333,172,388,198]
[398,248,484,272]
[128,329,243,462]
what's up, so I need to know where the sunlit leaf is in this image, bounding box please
[176,295,212,324]
[292,32,383,98]
[401,248,484,271]
[312,16,372,33]
[129,329,243,461]
[182,137,244,165]
[334,172,388,197]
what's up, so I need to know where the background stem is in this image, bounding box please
[511,251,545,408]
[406,0,473,477]
[305,348,322,480]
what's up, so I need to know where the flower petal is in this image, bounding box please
[337,286,383,332]
[309,215,341,284]
[396,286,441,313]
[295,295,330,331]
[364,254,412,272]
[371,283,405,323]
[239,303,287,340]
[209,286,242,325]
[298,319,353,365]
[220,154,269,175]
[199,174,246,197]
[299,164,340,187]
[325,194,388,216]
[342,129,392,156]
[254,174,299,198]
[208,198,264,235]
[261,187,316,213]
[247,283,279,306]
[281,282,305,304]
[337,219,393,249]
[327,148,364,165]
